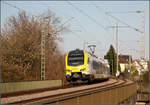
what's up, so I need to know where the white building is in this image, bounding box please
[133,59,148,75]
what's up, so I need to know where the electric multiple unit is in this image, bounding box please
[65,49,110,82]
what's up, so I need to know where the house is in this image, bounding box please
[148,60,150,71]
[133,59,149,75]
[118,54,132,72]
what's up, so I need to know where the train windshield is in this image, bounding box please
[68,51,84,66]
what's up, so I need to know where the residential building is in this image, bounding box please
[119,54,132,72]
[133,59,149,75]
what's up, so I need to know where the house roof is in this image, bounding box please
[133,60,148,71]
[119,54,132,63]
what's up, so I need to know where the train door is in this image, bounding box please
[92,60,101,79]
[86,57,92,74]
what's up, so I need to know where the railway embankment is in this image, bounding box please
[1,78,137,104]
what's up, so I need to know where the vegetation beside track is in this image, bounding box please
[1,10,67,82]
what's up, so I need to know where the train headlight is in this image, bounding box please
[80,68,85,72]
[67,70,71,72]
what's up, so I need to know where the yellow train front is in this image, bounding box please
[65,49,110,82]
[65,49,89,82]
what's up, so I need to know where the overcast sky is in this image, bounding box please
[1,1,149,59]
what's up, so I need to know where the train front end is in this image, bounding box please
[65,49,90,82]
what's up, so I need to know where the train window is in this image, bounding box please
[93,60,99,69]
[88,58,90,63]
[99,62,102,68]
[68,52,84,66]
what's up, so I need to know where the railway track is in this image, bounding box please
[1,78,128,104]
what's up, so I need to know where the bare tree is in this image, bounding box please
[1,10,66,82]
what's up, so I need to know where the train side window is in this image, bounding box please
[99,62,102,68]
[88,58,90,63]
[93,60,99,69]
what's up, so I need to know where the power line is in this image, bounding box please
[108,10,143,15]
[40,3,84,40]
[3,1,21,11]
[106,10,145,59]
[74,19,103,44]
[41,2,103,50]
[69,31,83,40]
[106,12,143,33]
[44,2,147,6]
[66,1,108,32]
[41,1,108,54]
[68,18,105,52]
[91,2,113,27]
[90,2,115,44]
[66,1,115,49]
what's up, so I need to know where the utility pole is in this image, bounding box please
[141,9,145,59]
[108,24,125,76]
[41,16,50,80]
[106,10,145,59]
[41,16,46,80]
[40,16,74,80]
[116,23,119,75]
[108,24,131,76]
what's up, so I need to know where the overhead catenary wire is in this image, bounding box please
[41,2,104,51]
[40,2,87,52]
[105,11,143,14]
[3,1,110,56]
[106,12,143,33]
[66,0,115,51]
[74,19,103,45]
[91,2,113,27]
[106,10,145,59]
[40,2,85,42]
[3,1,22,11]
[90,1,115,44]
[66,1,108,32]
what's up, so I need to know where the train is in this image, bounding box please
[65,49,110,83]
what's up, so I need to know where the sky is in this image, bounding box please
[1,1,149,60]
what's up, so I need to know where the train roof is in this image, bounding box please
[69,49,83,53]
[68,49,84,56]
[87,52,109,64]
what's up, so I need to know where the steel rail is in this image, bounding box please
[6,79,130,104]
[2,78,117,104]
[33,79,128,104]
